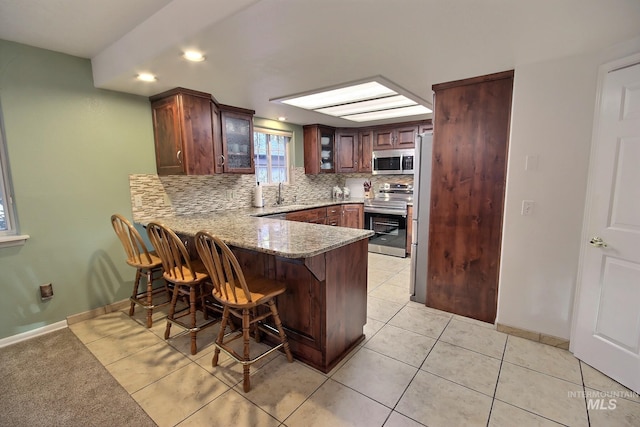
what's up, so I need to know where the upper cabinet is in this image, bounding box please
[336,128,372,173]
[219,105,255,174]
[373,124,419,150]
[150,88,255,175]
[358,129,372,172]
[150,88,215,175]
[335,129,358,173]
[304,124,335,174]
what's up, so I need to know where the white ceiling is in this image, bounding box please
[1,0,640,127]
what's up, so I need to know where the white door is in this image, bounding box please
[571,58,640,394]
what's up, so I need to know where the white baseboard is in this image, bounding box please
[0,320,68,348]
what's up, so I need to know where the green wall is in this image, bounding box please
[0,40,157,340]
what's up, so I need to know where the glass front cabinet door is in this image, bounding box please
[220,106,255,174]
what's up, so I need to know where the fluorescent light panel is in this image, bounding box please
[343,105,432,122]
[281,82,395,110]
[316,95,417,117]
[274,79,431,122]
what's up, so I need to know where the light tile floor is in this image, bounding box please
[69,252,640,427]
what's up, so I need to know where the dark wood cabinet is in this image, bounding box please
[341,204,363,229]
[336,129,372,173]
[358,130,373,172]
[326,205,341,226]
[219,105,255,174]
[286,207,328,223]
[419,121,434,134]
[335,129,358,173]
[285,204,363,229]
[427,70,514,323]
[150,88,215,175]
[373,124,419,150]
[304,125,335,174]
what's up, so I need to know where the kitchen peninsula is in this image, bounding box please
[141,205,373,373]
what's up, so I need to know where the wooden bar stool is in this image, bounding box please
[147,222,219,355]
[195,231,293,392]
[110,214,169,328]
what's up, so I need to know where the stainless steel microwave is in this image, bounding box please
[372,149,415,175]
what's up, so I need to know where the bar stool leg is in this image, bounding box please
[213,306,230,367]
[165,284,180,340]
[130,269,142,316]
[242,308,251,392]
[145,268,154,328]
[189,286,198,355]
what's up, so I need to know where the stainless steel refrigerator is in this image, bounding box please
[409,132,433,303]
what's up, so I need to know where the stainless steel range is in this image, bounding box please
[364,183,413,257]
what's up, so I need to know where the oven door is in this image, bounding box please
[364,211,407,258]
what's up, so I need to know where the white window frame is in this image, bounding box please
[253,127,291,186]
[0,109,28,247]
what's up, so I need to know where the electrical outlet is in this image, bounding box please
[163,194,171,206]
[521,200,534,216]
[226,190,234,200]
[134,195,143,207]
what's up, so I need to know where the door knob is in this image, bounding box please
[589,236,608,248]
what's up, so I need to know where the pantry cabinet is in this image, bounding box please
[427,70,513,323]
[150,88,215,175]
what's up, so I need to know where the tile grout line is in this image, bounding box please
[486,332,509,426]
[580,361,592,427]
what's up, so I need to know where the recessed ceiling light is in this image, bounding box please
[136,73,157,82]
[183,51,205,62]
[271,76,431,123]
[277,116,287,121]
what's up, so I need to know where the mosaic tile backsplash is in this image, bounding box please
[129,168,413,222]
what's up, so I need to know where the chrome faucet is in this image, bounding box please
[276,182,285,205]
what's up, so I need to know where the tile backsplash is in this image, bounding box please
[129,168,413,222]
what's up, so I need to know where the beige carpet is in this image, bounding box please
[0,328,156,427]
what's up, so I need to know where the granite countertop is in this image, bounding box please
[142,199,373,259]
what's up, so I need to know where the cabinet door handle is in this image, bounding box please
[176,150,182,164]
[220,155,225,166]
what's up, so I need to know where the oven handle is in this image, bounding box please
[364,208,408,216]
[372,221,401,227]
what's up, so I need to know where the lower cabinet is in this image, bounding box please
[285,204,363,229]
[342,204,363,229]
